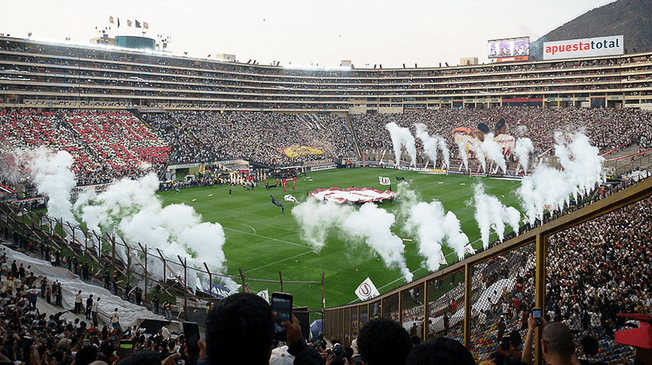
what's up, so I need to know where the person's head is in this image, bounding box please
[489,351,506,365]
[541,322,575,364]
[500,337,511,351]
[357,318,412,365]
[411,335,421,347]
[509,330,522,349]
[75,345,99,365]
[580,335,599,357]
[495,118,507,134]
[406,337,475,365]
[205,292,274,365]
[116,350,162,365]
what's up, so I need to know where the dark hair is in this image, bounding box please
[75,345,99,365]
[477,123,490,134]
[117,350,162,365]
[580,335,599,356]
[490,351,506,365]
[205,293,274,365]
[406,337,475,365]
[358,318,412,365]
[504,354,527,365]
[509,330,522,349]
[412,335,422,346]
[500,337,511,351]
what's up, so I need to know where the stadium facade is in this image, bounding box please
[2,35,652,113]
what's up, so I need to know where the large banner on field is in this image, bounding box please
[543,35,623,60]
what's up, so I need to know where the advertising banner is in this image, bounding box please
[543,35,623,60]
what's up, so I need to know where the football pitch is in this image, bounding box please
[157,168,522,312]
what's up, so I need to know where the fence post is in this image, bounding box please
[321,271,325,313]
[143,244,148,301]
[422,279,429,340]
[464,263,472,348]
[111,234,116,276]
[125,243,131,288]
[535,232,547,365]
[238,268,247,292]
[204,262,213,306]
[182,256,188,321]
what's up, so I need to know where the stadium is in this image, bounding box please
[1,7,652,365]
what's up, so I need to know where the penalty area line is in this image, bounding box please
[222,226,313,249]
[246,250,315,272]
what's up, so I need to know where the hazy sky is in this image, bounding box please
[1,0,616,68]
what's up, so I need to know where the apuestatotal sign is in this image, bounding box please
[543,35,623,60]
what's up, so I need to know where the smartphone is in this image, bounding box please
[183,321,200,358]
[532,308,542,325]
[271,292,293,341]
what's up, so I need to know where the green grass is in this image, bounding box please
[157,168,522,312]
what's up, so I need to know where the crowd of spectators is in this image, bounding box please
[351,107,652,165]
[157,111,354,167]
[3,106,652,197]
[457,196,652,363]
[0,109,170,187]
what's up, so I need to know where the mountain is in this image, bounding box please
[530,0,652,60]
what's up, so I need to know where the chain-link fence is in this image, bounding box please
[324,178,652,364]
[0,202,323,322]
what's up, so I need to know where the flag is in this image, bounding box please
[439,251,447,264]
[355,277,380,301]
[210,283,231,299]
[135,20,141,28]
[379,176,391,185]
[109,16,114,24]
[143,21,149,29]
[257,289,269,303]
[284,194,298,203]
[127,19,132,27]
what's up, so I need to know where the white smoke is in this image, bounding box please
[456,139,470,172]
[439,137,451,170]
[14,148,76,223]
[386,122,417,167]
[517,133,604,223]
[514,138,534,172]
[415,123,450,170]
[344,203,413,282]
[291,199,354,251]
[480,133,507,174]
[405,200,469,271]
[474,140,486,172]
[472,184,521,249]
[293,197,413,283]
[72,174,230,290]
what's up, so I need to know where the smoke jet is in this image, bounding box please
[472,184,520,249]
[385,122,417,167]
[415,123,450,169]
